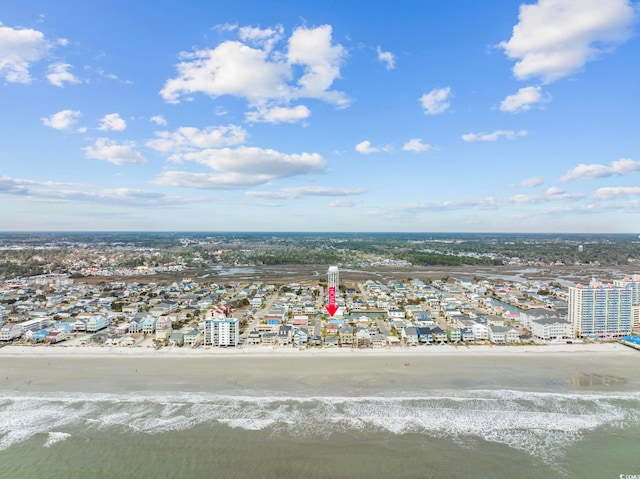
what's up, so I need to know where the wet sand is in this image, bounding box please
[1,342,637,395]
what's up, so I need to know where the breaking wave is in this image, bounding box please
[1,389,639,460]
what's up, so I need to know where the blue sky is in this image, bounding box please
[1,0,639,232]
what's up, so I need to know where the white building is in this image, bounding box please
[569,278,635,337]
[530,317,573,340]
[203,315,239,347]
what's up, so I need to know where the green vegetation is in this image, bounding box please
[1,232,640,280]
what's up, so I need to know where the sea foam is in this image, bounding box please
[0,389,638,459]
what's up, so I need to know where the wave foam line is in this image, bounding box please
[0,389,638,457]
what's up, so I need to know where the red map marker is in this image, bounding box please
[326,286,338,317]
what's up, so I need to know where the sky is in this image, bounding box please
[1,0,639,233]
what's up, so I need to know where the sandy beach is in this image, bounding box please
[1,341,639,479]
[1,342,637,396]
[0,341,632,358]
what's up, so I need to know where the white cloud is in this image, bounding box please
[41,109,81,131]
[355,140,391,154]
[245,104,310,123]
[330,199,359,207]
[244,191,292,200]
[153,171,270,189]
[545,186,564,195]
[98,113,127,131]
[520,176,544,187]
[402,138,432,152]
[419,87,451,115]
[160,41,288,103]
[246,186,366,200]
[84,138,147,165]
[509,194,544,204]
[499,0,636,83]
[179,147,325,177]
[593,186,640,200]
[212,23,238,33]
[461,130,527,142]
[500,86,548,113]
[287,25,349,105]
[0,175,202,207]
[288,186,365,197]
[149,115,167,126]
[238,24,284,52]
[155,146,326,190]
[376,46,395,70]
[146,125,247,153]
[355,140,377,154]
[0,24,51,83]
[46,62,80,87]
[561,158,640,181]
[161,24,349,110]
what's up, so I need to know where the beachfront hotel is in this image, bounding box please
[568,276,639,337]
[203,315,240,347]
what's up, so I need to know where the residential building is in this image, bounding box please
[184,329,202,347]
[203,316,239,347]
[155,316,173,340]
[278,325,293,346]
[339,325,354,346]
[86,314,108,333]
[403,326,418,346]
[569,278,634,337]
[294,328,308,347]
[247,329,262,345]
[0,325,22,342]
[530,317,573,340]
[488,326,507,343]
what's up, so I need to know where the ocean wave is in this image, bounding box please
[0,389,639,459]
[43,432,71,448]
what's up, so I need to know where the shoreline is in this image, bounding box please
[0,341,633,358]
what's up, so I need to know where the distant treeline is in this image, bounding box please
[392,251,499,266]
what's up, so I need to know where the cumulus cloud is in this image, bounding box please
[355,140,392,154]
[545,186,565,195]
[593,186,640,200]
[500,86,548,113]
[419,87,451,115]
[153,171,270,189]
[245,104,310,123]
[499,0,636,83]
[519,176,544,187]
[149,115,167,126]
[46,62,80,87]
[0,24,51,83]
[402,138,432,152]
[376,46,395,70]
[238,24,284,52]
[154,146,326,189]
[84,138,147,165]
[98,113,127,131]
[146,125,247,153]
[287,25,348,105]
[160,24,349,111]
[355,140,378,154]
[461,130,527,142]
[179,147,325,176]
[561,158,640,181]
[41,109,82,131]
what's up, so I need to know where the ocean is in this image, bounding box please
[1,350,639,478]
